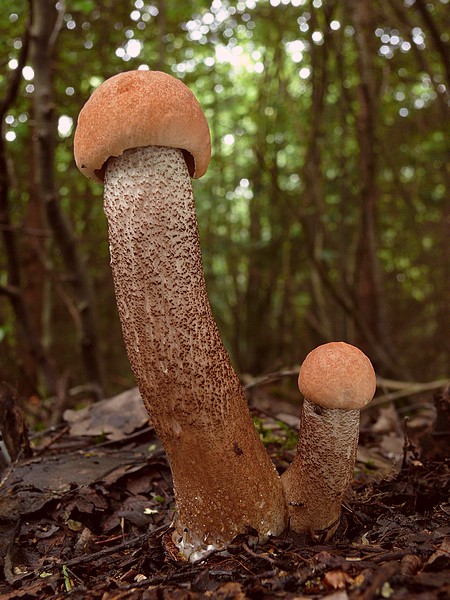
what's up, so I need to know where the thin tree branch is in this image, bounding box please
[243,367,449,410]
[367,378,450,409]
[0,223,50,237]
[414,0,450,87]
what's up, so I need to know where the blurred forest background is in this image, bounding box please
[0,0,448,412]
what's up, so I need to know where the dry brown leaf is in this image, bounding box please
[323,569,354,590]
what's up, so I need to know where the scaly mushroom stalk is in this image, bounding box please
[281,342,376,541]
[74,71,287,560]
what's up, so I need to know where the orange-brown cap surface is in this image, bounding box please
[74,70,211,183]
[298,342,376,410]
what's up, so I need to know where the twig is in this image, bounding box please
[366,378,449,410]
[40,526,167,571]
[0,223,50,237]
[43,383,102,405]
[0,284,20,297]
[114,566,207,591]
[244,368,299,390]
[33,425,70,456]
[243,367,448,409]
[377,376,447,391]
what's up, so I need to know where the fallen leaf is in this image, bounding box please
[323,570,354,590]
[64,387,149,441]
[424,536,450,571]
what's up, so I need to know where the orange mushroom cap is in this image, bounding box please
[298,341,376,410]
[74,70,211,183]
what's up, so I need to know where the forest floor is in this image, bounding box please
[0,381,449,600]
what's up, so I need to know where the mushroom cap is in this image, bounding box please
[298,342,376,410]
[74,70,211,183]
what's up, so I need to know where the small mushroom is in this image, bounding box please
[74,70,287,560]
[281,342,376,541]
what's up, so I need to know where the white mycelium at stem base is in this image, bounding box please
[281,342,376,541]
[103,144,286,559]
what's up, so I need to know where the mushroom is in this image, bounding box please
[281,342,376,541]
[73,70,287,560]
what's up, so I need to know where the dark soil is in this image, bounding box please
[0,383,449,599]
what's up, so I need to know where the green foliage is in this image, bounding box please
[152,494,166,504]
[0,0,448,395]
[253,416,298,452]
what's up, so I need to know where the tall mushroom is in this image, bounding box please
[74,70,287,560]
[281,342,376,541]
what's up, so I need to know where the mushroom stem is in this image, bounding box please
[103,145,287,560]
[281,341,376,541]
[281,400,360,540]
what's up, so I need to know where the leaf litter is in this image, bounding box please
[0,384,449,599]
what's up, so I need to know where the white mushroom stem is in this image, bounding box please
[281,400,360,541]
[103,145,287,560]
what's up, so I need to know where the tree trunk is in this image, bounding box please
[20,125,47,392]
[0,16,59,396]
[348,0,394,372]
[30,0,103,397]
[300,12,333,341]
